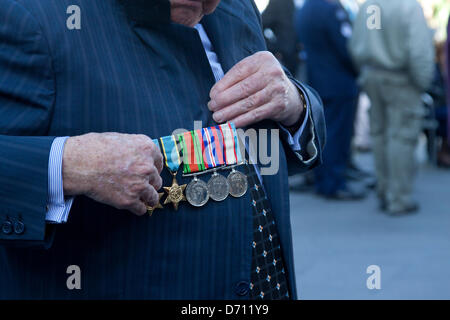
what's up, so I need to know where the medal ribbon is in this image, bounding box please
[160,135,181,173]
[152,139,160,149]
[210,126,225,166]
[192,129,205,172]
[179,131,204,174]
[162,123,242,175]
[220,123,237,165]
[202,128,215,169]
[229,122,243,164]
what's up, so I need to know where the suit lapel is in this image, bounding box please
[201,10,237,74]
[202,1,266,74]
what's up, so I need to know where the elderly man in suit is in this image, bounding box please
[0,0,324,299]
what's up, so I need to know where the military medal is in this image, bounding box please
[205,125,231,201]
[207,171,229,201]
[160,135,186,211]
[224,123,247,198]
[146,192,164,216]
[151,122,247,210]
[179,129,211,206]
[227,169,247,198]
[186,176,209,207]
[163,174,186,210]
[220,123,248,198]
[227,123,247,198]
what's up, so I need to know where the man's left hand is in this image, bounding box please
[208,51,304,128]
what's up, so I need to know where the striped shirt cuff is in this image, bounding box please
[46,137,73,223]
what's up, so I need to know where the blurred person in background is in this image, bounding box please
[339,0,376,187]
[442,16,450,168]
[350,0,435,215]
[295,0,365,200]
[339,0,359,22]
[262,0,300,75]
[429,41,450,168]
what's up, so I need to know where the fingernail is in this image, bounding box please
[208,100,217,111]
[213,111,223,123]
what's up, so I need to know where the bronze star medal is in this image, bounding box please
[158,135,186,210]
[146,192,164,216]
[163,174,187,211]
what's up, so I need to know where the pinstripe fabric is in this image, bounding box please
[46,136,73,223]
[0,136,53,241]
[0,0,324,299]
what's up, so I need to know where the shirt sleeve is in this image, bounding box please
[46,137,74,224]
[278,99,310,152]
[279,79,322,168]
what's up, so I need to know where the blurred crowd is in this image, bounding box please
[259,0,450,216]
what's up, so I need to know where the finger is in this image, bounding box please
[148,170,163,191]
[210,54,260,98]
[212,86,271,123]
[231,101,277,128]
[208,71,270,112]
[140,184,159,207]
[129,200,148,216]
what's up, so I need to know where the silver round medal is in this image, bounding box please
[207,172,229,201]
[227,169,248,198]
[186,177,209,207]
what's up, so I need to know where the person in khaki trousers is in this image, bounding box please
[349,0,434,215]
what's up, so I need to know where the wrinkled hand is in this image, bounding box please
[63,133,163,216]
[208,51,304,128]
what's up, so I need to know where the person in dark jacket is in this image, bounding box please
[441,17,450,167]
[296,0,364,199]
[262,0,299,74]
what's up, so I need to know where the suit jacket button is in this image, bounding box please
[2,221,13,235]
[13,220,25,235]
[234,281,250,296]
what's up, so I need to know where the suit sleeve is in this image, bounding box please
[280,62,325,174]
[0,0,56,246]
[283,78,326,175]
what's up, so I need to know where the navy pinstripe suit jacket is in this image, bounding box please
[0,0,325,299]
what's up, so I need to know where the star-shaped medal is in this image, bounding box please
[146,192,164,216]
[163,175,187,211]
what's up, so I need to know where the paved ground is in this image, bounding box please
[289,152,450,300]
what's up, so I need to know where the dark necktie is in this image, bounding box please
[244,164,290,300]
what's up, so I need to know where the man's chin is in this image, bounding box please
[171,8,203,27]
[203,0,221,15]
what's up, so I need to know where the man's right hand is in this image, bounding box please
[62,132,164,216]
